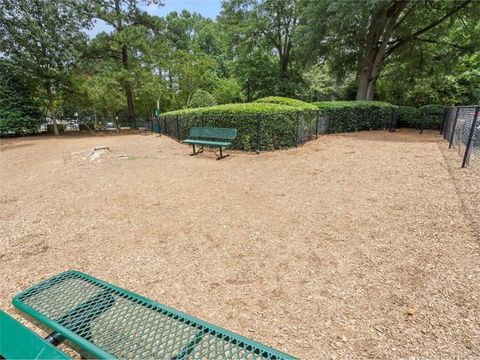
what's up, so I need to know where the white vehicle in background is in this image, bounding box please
[105,122,117,131]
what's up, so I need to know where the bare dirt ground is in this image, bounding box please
[1,129,479,359]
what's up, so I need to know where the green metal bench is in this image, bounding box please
[183,127,237,160]
[7,270,295,359]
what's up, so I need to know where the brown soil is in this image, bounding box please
[1,129,479,359]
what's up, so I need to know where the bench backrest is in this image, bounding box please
[0,310,70,359]
[189,127,237,141]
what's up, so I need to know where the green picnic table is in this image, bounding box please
[2,270,296,359]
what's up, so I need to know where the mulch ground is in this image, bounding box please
[1,129,479,359]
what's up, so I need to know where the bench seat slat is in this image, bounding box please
[13,271,295,360]
[183,139,232,147]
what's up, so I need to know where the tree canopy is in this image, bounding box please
[0,0,478,130]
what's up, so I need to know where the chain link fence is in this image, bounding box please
[441,105,480,171]
[158,109,397,153]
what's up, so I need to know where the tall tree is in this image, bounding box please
[220,0,300,96]
[299,0,475,100]
[0,0,90,135]
[94,0,162,127]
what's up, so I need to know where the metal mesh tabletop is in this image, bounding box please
[13,271,295,360]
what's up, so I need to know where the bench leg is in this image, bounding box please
[190,144,204,156]
[45,331,65,346]
[216,147,229,160]
[171,329,207,360]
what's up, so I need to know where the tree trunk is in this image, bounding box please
[278,48,290,95]
[356,1,407,100]
[122,45,135,128]
[46,83,59,135]
[115,0,135,128]
[356,64,381,101]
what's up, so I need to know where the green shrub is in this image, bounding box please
[0,71,42,136]
[312,101,399,133]
[417,104,445,130]
[398,106,421,128]
[162,101,400,151]
[164,102,297,116]
[162,102,302,150]
[0,110,40,136]
[256,96,317,110]
[188,90,217,108]
[419,104,445,114]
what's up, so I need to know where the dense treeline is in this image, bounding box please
[0,0,479,134]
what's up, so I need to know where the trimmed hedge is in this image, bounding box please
[256,96,317,110]
[419,104,445,114]
[162,103,303,150]
[162,100,399,151]
[313,101,399,133]
[398,106,421,128]
[418,104,445,130]
[164,102,297,116]
[397,105,445,129]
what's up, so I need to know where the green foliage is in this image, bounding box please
[419,104,445,114]
[0,66,42,136]
[0,0,90,134]
[397,105,445,129]
[0,110,39,136]
[219,0,304,98]
[313,101,399,133]
[398,106,421,128]
[314,101,397,110]
[163,102,301,150]
[298,0,478,100]
[164,102,297,116]
[418,104,445,129]
[212,78,244,104]
[2,0,478,129]
[188,90,218,108]
[255,96,317,110]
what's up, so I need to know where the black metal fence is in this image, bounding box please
[441,105,480,170]
[419,106,445,133]
[157,109,397,153]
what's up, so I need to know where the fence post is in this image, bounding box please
[326,112,331,134]
[393,108,398,132]
[420,107,426,134]
[176,115,180,141]
[440,107,448,135]
[389,108,395,132]
[461,106,480,168]
[444,107,450,140]
[295,112,300,147]
[448,107,460,149]
[256,114,261,154]
[315,110,319,139]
